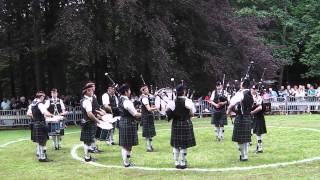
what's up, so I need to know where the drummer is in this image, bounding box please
[102,84,120,145]
[31,91,55,162]
[80,83,106,162]
[45,88,68,150]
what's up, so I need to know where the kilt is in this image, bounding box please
[252,114,267,135]
[118,117,138,147]
[30,122,35,142]
[80,121,96,145]
[33,121,49,145]
[211,109,228,126]
[141,114,156,138]
[171,119,196,149]
[232,115,252,143]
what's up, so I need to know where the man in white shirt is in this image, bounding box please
[140,84,158,152]
[118,84,141,167]
[80,83,106,162]
[102,84,119,145]
[209,81,228,141]
[251,85,267,153]
[166,84,196,169]
[30,91,55,162]
[45,88,68,150]
[227,78,254,161]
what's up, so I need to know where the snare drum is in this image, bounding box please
[46,116,64,136]
[95,127,108,140]
[47,122,61,136]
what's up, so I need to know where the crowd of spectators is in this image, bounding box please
[262,84,320,100]
[0,95,81,111]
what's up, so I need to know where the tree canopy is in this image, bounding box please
[0,0,280,98]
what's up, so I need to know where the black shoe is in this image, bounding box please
[256,150,263,153]
[111,142,115,145]
[124,163,134,167]
[180,165,187,169]
[55,147,59,150]
[84,156,95,162]
[39,158,52,162]
[175,165,181,169]
[239,156,248,162]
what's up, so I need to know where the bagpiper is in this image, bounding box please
[227,78,253,161]
[118,84,141,167]
[250,85,267,153]
[140,84,158,152]
[209,81,228,141]
[166,84,196,169]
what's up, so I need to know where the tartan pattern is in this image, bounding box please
[252,114,267,135]
[141,114,156,138]
[211,110,228,126]
[80,121,96,145]
[232,115,252,143]
[118,117,138,147]
[33,121,49,145]
[171,119,196,149]
[30,122,35,142]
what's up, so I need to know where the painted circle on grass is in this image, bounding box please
[70,126,320,172]
[1,126,319,172]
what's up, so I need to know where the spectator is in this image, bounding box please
[17,96,29,110]
[307,85,316,97]
[295,85,305,98]
[204,91,211,101]
[10,97,19,109]
[262,89,271,100]
[269,87,278,98]
[1,98,11,110]
[278,86,288,97]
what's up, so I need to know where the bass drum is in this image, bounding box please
[154,88,175,116]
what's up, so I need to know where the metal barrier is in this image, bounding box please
[194,96,320,117]
[0,106,83,127]
[1,97,320,127]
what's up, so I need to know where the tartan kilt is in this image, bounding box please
[232,115,252,143]
[252,114,267,135]
[80,121,96,145]
[171,119,196,149]
[211,109,228,126]
[118,117,138,147]
[29,122,35,142]
[141,114,156,138]
[33,121,49,145]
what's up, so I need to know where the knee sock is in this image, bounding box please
[172,148,180,166]
[180,149,187,166]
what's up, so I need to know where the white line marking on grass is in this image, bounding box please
[0,138,29,148]
[70,126,320,172]
[0,131,80,149]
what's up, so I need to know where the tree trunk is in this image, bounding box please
[32,0,43,90]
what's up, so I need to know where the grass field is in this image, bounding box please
[1,115,320,179]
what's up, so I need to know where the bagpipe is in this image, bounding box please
[254,68,271,113]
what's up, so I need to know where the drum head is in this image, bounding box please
[154,88,176,115]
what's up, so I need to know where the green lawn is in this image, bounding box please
[0,114,320,179]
